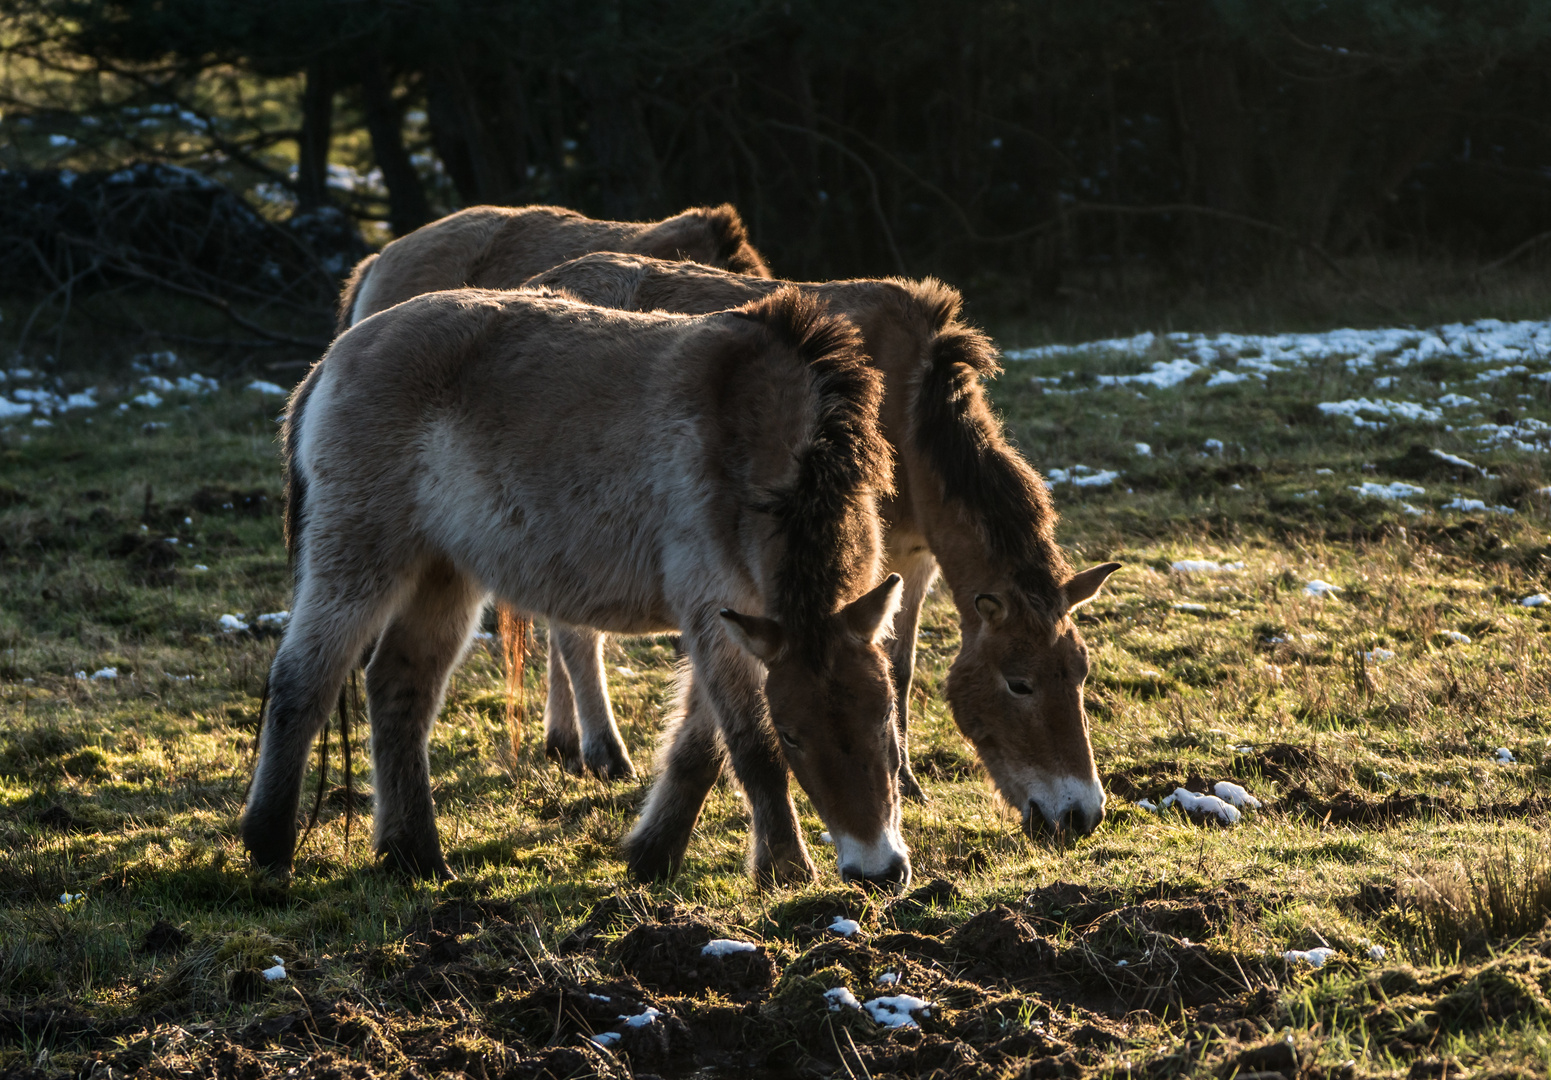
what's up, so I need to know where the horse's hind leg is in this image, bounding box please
[548,623,635,781]
[542,625,582,770]
[244,580,401,876]
[888,551,939,803]
[624,672,724,881]
[365,557,485,879]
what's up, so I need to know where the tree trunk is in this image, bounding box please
[359,47,434,235]
[296,59,335,212]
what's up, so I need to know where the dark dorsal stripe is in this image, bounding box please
[740,289,891,666]
[911,291,1071,610]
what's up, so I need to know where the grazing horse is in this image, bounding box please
[336,203,770,334]
[246,287,909,888]
[525,254,1121,840]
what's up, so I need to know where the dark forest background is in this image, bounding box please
[3,0,1551,354]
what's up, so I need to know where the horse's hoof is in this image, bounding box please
[623,834,684,884]
[545,735,586,776]
[755,850,818,889]
[583,740,637,782]
[377,838,454,881]
[899,768,929,803]
[241,813,296,877]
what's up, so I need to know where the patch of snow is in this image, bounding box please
[1205,370,1251,386]
[1430,449,1484,472]
[1350,481,1425,501]
[825,986,861,1012]
[1283,947,1336,968]
[819,831,833,844]
[90,667,118,680]
[31,418,52,428]
[1097,357,1203,390]
[248,380,288,396]
[132,391,163,408]
[1134,442,1151,456]
[1203,438,1224,453]
[1135,799,1158,811]
[864,994,933,1029]
[1162,787,1241,825]
[218,614,249,633]
[1045,466,1121,488]
[1494,748,1516,764]
[1365,648,1395,662]
[701,939,758,956]
[1520,594,1550,607]
[590,1031,621,1048]
[0,398,31,418]
[1441,630,1471,645]
[1369,945,1387,961]
[1171,560,1244,573]
[1315,468,1334,475]
[1213,782,1261,809]
[876,972,899,986]
[1436,393,1478,408]
[59,893,85,904]
[1172,603,1208,613]
[261,956,287,981]
[1319,399,1442,427]
[620,1007,661,1028]
[614,666,636,678]
[829,917,861,937]
[1441,497,1514,514]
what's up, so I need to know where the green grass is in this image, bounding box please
[1,301,1549,1079]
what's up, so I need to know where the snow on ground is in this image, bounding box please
[1162,787,1242,825]
[1171,559,1244,573]
[1005,317,1551,455]
[864,995,934,1029]
[1212,781,1261,809]
[825,987,862,1012]
[701,939,758,956]
[829,917,861,937]
[1304,580,1342,598]
[1045,466,1119,487]
[1284,947,1337,967]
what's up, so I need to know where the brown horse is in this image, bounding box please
[525,254,1121,840]
[246,287,909,888]
[336,203,769,333]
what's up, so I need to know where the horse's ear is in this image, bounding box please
[844,574,903,644]
[975,593,1006,626]
[721,609,786,662]
[1063,563,1122,609]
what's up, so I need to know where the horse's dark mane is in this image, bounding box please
[739,288,891,665]
[907,280,1072,608]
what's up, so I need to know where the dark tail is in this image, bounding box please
[335,252,379,335]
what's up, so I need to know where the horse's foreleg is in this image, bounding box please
[889,552,939,803]
[365,558,485,880]
[549,623,635,780]
[689,632,816,887]
[623,674,724,882]
[244,587,397,877]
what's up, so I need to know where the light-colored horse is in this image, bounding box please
[336,203,769,334]
[245,287,910,888]
[524,254,1121,839]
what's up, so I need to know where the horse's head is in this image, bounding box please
[722,574,910,891]
[946,562,1120,842]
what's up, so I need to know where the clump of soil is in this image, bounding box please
[950,904,1057,979]
[140,920,189,955]
[612,917,776,999]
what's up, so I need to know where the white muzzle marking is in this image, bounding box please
[833,827,911,886]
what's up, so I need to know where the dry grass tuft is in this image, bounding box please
[1407,843,1551,955]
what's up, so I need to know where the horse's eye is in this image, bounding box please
[1006,678,1033,697]
[777,729,800,749]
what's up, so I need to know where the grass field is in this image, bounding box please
[2,300,1549,1080]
